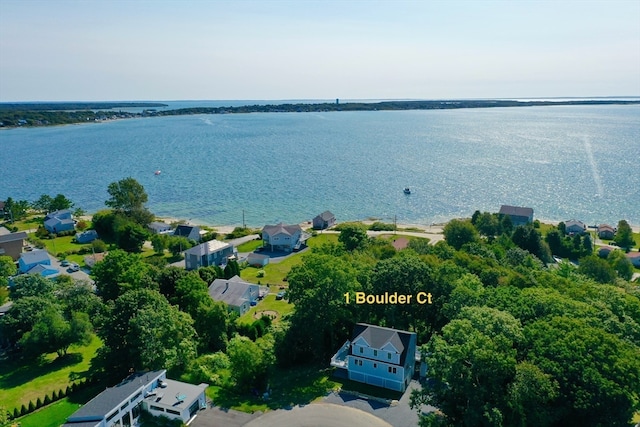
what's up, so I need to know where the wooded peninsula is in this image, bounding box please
[1,99,639,128]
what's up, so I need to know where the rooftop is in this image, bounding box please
[208,275,257,308]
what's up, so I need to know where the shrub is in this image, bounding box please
[44,394,51,405]
[20,405,27,416]
[36,397,42,409]
[257,270,265,278]
[369,221,396,231]
[51,390,58,400]
[28,401,35,412]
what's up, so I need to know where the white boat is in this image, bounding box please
[154,170,161,175]
[403,187,411,194]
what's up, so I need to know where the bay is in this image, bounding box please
[1,104,638,227]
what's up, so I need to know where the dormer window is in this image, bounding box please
[373,350,378,356]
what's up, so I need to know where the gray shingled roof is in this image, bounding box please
[499,205,533,217]
[67,371,165,422]
[208,275,255,308]
[262,222,301,236]
[174,225,195,237]
[0,231,27,243]
[351,323,414,365]
[317,211,335,221]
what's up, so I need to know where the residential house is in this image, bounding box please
[313,210,336,230]
[0,231,27,261]
[62,369,207,427]
[498,205,534,227]
[627,252,640,268]
[208,275,260,315]
[76,230,98,244]
[44,209,75,234]
[184,240,235,270]
[565,219,587,235]
[18,250,51,273]
[598,246,614,258]
[84,252,107,269]
[331,323,417,393]
[262,223,309,252]
[174,225,201,242]
[247,252,269,267]
[598,224,615,240]
[148,221,172,234]
[24,263,59,278]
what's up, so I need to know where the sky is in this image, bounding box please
[0,0,639,101]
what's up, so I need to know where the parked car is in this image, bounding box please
[67,264,79,273]
[276,291,286,300]
[61,260,70,267]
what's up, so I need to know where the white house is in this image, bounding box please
[62,369,207,427]
[184,240,235,270]
[262,223,309,252]
[208,275,260,315]
[247,252,269,267]
[148,221,172,234]
[331,323,417,393]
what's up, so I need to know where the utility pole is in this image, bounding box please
[243,210,246,229]
[394,215,397,235]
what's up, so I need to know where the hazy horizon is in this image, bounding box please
[1,0,638,102]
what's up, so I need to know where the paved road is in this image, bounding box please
[243,403,393,427]
[190,406,260,427]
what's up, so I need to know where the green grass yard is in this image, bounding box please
[236,238,263,252]
[0,335,102,411]
[237,293,295,325]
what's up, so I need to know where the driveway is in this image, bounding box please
[323,380,434,427]
[243,403,392,427]
[190,406,260,427]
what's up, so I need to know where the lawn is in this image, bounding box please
[240,234,338,286]
[206,365,341,413]
[32,234,87,258]
[0,334,102,411]
[237,294,295,325]
[205,365,402,414]
[236,238,263,252]
[15,381,106,427]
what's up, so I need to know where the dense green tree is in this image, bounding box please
[10,274,56,300]
[50,194,74,211]
[284,253,361,363]
[338,223,369,251]
[607,249,634,281]
[0,296,55,345]
[411,306,524,426]
[227,334,275,390]
[105,177,148,214]
[0,255,17,293]
[578,254,616,284]
[443,219,478,250]
[96,288,197,373]
[614,219,635,249]
[151,234,168,254]
[223,260,240,279]
[366,253,433,332]
[91,249,156,301]
[32,194,54,213]
[524,316,640,426]
[197,265,223,284]
[116,222,148,253]
[19,309,92,358]
[91,210,118,241]
[475,212,500,240]
[168,236,193,256]
[4,197,30,221]
[511,225,551,263]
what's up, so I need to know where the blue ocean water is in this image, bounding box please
[1,104,638,227]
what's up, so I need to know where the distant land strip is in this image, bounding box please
[1,99,639,128]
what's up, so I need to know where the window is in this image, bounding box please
[387,353,392,360]
[130,392,142,403]
[373,363,377,368]
[388,366,397,374]
[106,410,119,422]
[393,367,397,374]
[166,409,181,415]
[373,349,378,356]
[120,402,129,411]
[150,405,164,412]
[359,347,363,354]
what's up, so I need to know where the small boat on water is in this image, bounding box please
[154,170,161,175]
[403,187,411,194]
